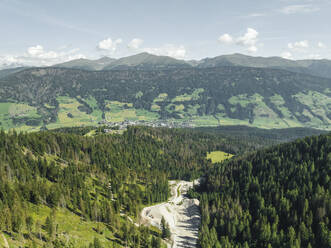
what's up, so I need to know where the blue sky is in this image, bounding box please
[0,0,330,66]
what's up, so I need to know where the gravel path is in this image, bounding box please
[1,234,9,248]
[140,180,200,248]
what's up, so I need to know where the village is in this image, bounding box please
[98,119,195,132]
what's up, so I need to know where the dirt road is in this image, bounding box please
[140,180,200,248]
[1,234,9,248]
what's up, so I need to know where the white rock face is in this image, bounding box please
[140,180,201,248]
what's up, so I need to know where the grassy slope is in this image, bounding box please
[206,151,234,163]
[3,204,119,248]
[0,90,330,131]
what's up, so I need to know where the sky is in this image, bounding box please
[0,0,331,67]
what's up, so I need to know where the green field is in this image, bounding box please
[151,104,161,111]
[82,96,103,121]
[47,96,99,129]
[0,102,41,131]
[206,151,234,163]
[191,115,219,126]
[153,93,168,102]
[105,100,159,122]
[1,89,330,132]
[0,102,13,129]
[293,91,331,127]
[171,88,204,102]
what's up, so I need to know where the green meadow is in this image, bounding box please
[206,151,234,163]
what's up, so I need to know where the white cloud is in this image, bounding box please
[281,51,293,59]
[236,28,259,47]
[236,28,259,53]
[97,38,122,53]
[218,28,260,53]
[280,5,320,14]
[247,46,258,53]
[27,45,44,56]
[281,40,329,60]
[288,40,309,50]
[0,45,86,68]
[143,44,186,59]
[247,13,266,18]
[218,34,233,44]
[128,38,144,50]
[26,45,59,59]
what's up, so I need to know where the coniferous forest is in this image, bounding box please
[195,133,331,248]
[1,1,331,248]
[0,126,253,247]
[0,125,330,247]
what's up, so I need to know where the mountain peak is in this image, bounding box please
[103,52,191,70]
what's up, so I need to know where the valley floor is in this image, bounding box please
[140,180,200,248]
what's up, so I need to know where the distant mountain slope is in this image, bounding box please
[0,66,330,131]
[198,53,331,79]
[296,59,331,79]
[53,53,191,71]
[0,67,29,79]
[198,53,298,68]
[103,52,192,70]
[196,126,328,147]
[54,57,116,70]
[51,52,331,79]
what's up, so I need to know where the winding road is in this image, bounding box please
[140,180,200,248]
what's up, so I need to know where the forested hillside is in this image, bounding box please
[195,132,331,248]
[0,65,330,131]
[196,126,328,148]
[197,54,331,79]
[0,126,250,247]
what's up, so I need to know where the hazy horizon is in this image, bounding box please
[1,0,330,67]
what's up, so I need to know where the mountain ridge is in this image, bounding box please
[3,52,331,79]
[53,57,116,70]
[50,52,331,79]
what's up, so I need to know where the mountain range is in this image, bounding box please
[0,53,330,131]
[2,53,331,79]
[51,52,331,79]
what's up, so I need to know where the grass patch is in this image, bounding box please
[3,202,120,247]
[106,100,133,109]
[0,102,41,130]
[8,103,40,118]
[207,151,234,163]
[153,93,168,102]
[105,101,159,122]
[136,109,160,120]
[151,104,161,112]
[171,88,204,102]
[0,102,13,129]
[47,96,98,130]
[293,91,331,125]
[82,96,103,122]
[177,185,181,197]
[185,104,200,116]
[217,104,225,111]
[166,103,185,113]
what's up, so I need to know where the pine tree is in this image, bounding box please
[161,216,171,239]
